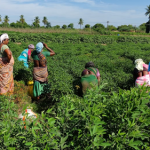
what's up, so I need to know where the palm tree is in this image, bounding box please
[33,16,40,27]
[0,15,2,23]
[20,15,25,24]
[19,15,25,28]
[4,15,9,27]
[78,18,84,29]
[42,16,48,27]
[145,5,150,19]
[145,5,150,33]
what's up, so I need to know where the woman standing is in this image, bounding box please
[0,33,14,95]
[18,44,35,68]
[31,42,55,101]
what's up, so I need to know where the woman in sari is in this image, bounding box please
[31,42,55,101]
[133,59,150,87]
[0,33,14,95]
[84,62,100,86]
[81,67,98,95]
[18,44,35,68]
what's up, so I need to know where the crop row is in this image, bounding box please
[1,32,150,44]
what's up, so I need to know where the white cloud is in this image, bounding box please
[0,0,147,28]
[71,0,95,5]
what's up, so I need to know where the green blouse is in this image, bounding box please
[0,45,9,58]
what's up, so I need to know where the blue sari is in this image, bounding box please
[18,49,29,68]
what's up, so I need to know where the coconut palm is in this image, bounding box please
[4,15,9,24]
[33,16,40,27]
[4,15,9,27]
[42,16,48,26]
[145,5,150,19]
[0,15,2,23]
[78,18,84,29]
[20,15,25,24]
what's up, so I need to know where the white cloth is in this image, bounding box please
[135,59,145,71]
[0,33,9,44]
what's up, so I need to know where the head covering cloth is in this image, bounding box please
[0,33,9,44]
[134,59,145,71]
[28,44,35,49]
[36,42,43,53]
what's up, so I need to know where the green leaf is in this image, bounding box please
[25,142,32,146]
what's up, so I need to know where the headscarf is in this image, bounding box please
[87,67,97,76]
[143,63,148,71]
[36,42,43,53]
[134,59,145,71]
[28,44,35,49]
[0,33,9,44]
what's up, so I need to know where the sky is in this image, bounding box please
[0,0,150,28]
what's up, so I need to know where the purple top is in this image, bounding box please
[96,69,100,77]
[82,68,100,77]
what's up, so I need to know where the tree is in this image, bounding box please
[92,23,105,29]
[62,24,67,29]
[139,23,146,31]
[19,15,26,28]
[107,25,117,31]
[145,5,150,33]
[54,25,60,29]
[20,15,25,24]
[46,22,51,28]
[33,16,40,27]
[68,23,74,29]
[78,18,83,29]
[0,15,2,23]
[42,16,48,27]
[85,24,90,28]
[3,15,9,27]
[145,5,150,18]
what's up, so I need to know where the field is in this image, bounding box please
[1,31,150,149]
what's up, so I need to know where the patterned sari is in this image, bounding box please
[135,74,150,87]
[32,52,49,97]
[0,49,14,95]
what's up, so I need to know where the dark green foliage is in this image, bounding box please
[54,25,60,29]
[62,24,67,29]
[117,25,135,32]
[92,23,105,29]
[85,24,90,28]
[68,23,74,29]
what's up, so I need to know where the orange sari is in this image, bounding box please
[0,50,14,95]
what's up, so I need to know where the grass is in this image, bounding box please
[0,27,98,34]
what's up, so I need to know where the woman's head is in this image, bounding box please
[28,44,35,51]
[81,69,89,76]
[85,61,95,68]
[36,42,43,53]
[0,33,9,45]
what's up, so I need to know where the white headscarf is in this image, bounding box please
[134,58,145,71]
[0,33,9,44]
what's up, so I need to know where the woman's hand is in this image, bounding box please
[4,49,11,63]
[43,43,47,48]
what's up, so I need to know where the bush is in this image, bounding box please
[1,85,150,149]
[85,24,90,28]
[62,24,67,29]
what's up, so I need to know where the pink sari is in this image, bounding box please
[135,74,150,87]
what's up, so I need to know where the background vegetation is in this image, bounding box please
[1,31,150,149]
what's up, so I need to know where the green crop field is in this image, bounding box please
[1,32,150,149]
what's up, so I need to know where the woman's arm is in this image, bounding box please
[4,49,11,63]
[43,43,55,56]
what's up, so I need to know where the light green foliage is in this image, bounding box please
[1,85,150,149]
[0,32,150,149]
